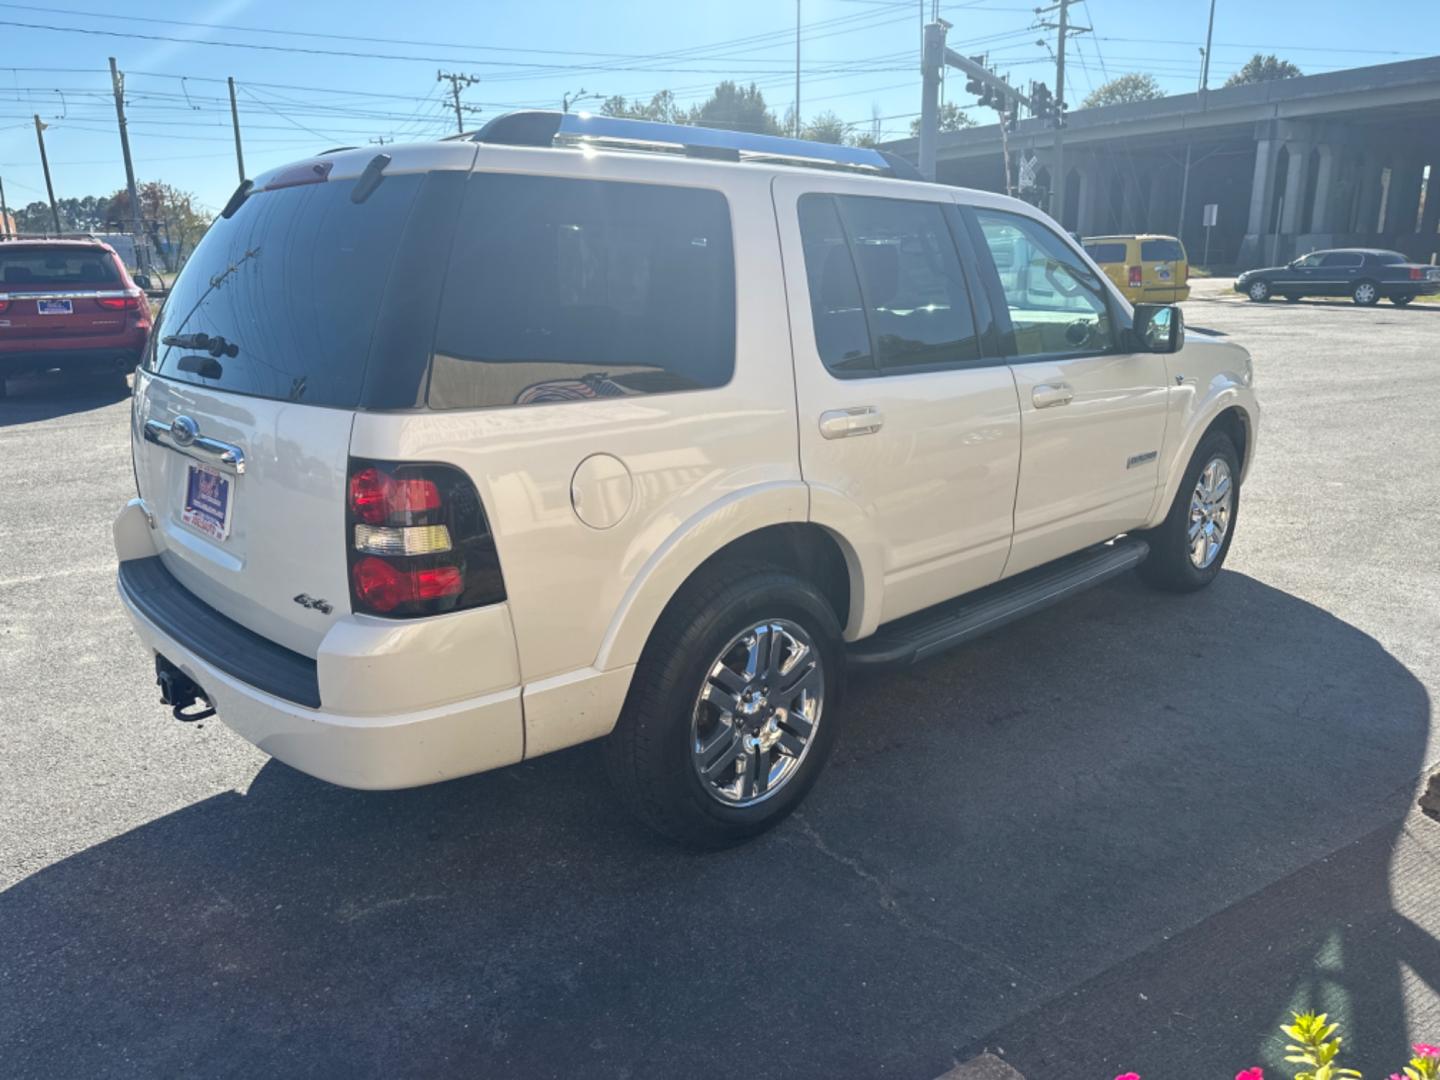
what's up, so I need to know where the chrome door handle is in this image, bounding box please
[144,418,247,474]
[818,406,884,440]
[1032,383,1074,409]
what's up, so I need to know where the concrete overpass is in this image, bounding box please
[884,56,1440,268]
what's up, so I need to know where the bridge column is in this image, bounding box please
[1384,155,1424,234]
[1308,145,1339,234]
[1355,154,1384,234]
[1279,138,1313,235]
[1419,160,1440,246]
[1246,137,1282,238]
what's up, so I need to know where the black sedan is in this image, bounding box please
[1235,248,1440,306]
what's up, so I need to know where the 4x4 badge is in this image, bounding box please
[293,593,333,615]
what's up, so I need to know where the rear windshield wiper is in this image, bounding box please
[162,332,239,358]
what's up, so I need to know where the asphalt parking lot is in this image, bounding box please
[3,287,1439,1079]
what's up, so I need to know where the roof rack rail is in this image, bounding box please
[469,110,924,181]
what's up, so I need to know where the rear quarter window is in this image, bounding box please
[1,249,119,286]
[1082,242,1127,264]
[428,173,736,410]
[1139,239,1184,262]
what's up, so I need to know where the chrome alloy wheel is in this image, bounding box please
[1354,281,1377,304]
[690,619,824,806]
[1188,457,1234,569]
[1248,279,1270,301]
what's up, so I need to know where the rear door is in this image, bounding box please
[966,206,1170,576]
[131,152,469,655]
[1139,237,1186,302]
[0,246,133,347]
[775,175,1021,625]
[1318,251,1363,295]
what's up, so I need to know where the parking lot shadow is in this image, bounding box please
[0,370,131,427]
[0,572,1430,1079]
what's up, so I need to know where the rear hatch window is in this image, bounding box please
[1083,242,1127,264]
[148,171,449,409]
[1140,238,1184,262]
[1,248,120,287]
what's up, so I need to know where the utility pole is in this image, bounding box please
[436,70,480,135]
[794,0,802,137]
[34,115,61,236]
[227,76,245,183]
[108,57,148,271]
[1199,0,1217,100]
[0,175,10,238]
[1033,1,1088,222]
[1179,0,1217,244]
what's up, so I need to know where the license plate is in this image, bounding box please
[1155,265,1172,281]
[37,299,73,315]
[182,464,233,541]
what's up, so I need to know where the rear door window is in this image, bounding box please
[1319,252,1363,268]
[1,249,119,286]
[428,174,735,409]
[1139,238,1184,262]
[149,172,428,408]
[1082,242,1127,264]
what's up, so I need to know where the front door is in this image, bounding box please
[965,205,1171,577]
[773,175,1022,628]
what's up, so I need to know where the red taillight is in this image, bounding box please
[351,557,463,614]
[346,459,506,618]
[348,466,441,524]
[1128,265,1142,287]
[97,295,141,310]
[1411,268,1424,281]
[0,299,8,313]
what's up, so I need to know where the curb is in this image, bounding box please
[935,1053,1026,1079]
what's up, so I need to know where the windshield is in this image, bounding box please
[1,248,119,287]
[149,173,424,408]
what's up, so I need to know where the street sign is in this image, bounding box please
[1203,203,1219,228]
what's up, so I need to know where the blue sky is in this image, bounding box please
[0,0,1435,216]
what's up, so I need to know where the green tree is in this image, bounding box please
[599,89,683,124]
[908,101,974,137]
[1225,53,1302,87]
[105,182,210,272]
[800,110,849,144]
[687,81,782,135]
[1082,72,1164,108]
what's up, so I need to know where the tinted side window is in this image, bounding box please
[834,195,979,372]
[429,174,735,409]
[1319,252,1362,268]
[974,209,1114,359]
[797,195,873,375]
[1083,242,1128,264]
[1140,238,1184,262]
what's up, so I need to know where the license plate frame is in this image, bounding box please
[181,463,233,541]
[37,299,74,316]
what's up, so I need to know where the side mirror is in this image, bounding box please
[133,273,152,290]
[1132,303,1184,354]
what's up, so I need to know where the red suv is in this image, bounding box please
[0,239,152,397]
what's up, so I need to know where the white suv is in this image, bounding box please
[115,113,1258,847]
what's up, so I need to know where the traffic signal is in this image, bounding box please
[965,57,986,97]
[1031,82,1053,120]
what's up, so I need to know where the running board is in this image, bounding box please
[847,538,1150,671]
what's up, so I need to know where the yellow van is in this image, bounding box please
[1081,234,1191,303]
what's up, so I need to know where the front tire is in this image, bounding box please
[1352,280,1380,306]
[1138,431,1240,593]
[1247,279,1271,302]
[605,564,845,848]
[1391,294,1414,307]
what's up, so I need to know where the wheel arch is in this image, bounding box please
[1149,393,1258,529]
[593,485,873,673]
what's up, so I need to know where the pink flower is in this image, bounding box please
[1416,1043,1440,1058]
[1236,1070,1264,1080]
[1114,1074,1141,1080]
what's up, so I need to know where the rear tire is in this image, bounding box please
[1138,431,1241,593]
[1391,294,1414,307]
[605,564,845,848]
[1247,279,1271,302]
[1352,280,1380,306]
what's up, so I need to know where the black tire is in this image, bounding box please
[1137,430,1241,593]
[1352,280,1380,306]
[605,563,846,848]
[1391,294,1414,307]
[1246,279,1271,302]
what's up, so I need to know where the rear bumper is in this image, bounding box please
[113,500,525,789]
[1,345,143,373]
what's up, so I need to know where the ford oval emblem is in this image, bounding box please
[170,415,199,447]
